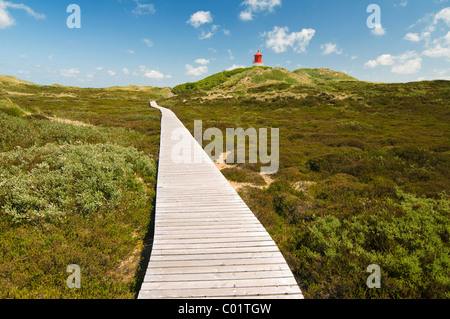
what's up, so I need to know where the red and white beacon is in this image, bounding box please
[253,50,264,66]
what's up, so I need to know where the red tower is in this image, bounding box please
[253,50,264,66]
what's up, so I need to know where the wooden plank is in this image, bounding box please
[140,277,299,290]
[138,286,303,299]
[137,101,303,300]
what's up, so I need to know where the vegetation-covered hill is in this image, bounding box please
[163,68,450,299]
[172,66,358,98]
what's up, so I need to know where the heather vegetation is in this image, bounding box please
[161,68,450,298]
[0,79,165,298]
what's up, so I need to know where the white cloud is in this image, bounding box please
[127,49,135,54]
[404,31,431,43]
[422,44,450,59]
[60,68,80,78]
[48,54,55,62]
[143,38,153,47]
[392,57,422,74]
[195,58,210,65]
[404,32,421,42]
[434,7,450,26]
[365,51,422,74]
[239,10,253,21]
[108,70,116,76]
[187,11,213,28]
[95,66,103,71]
[371,24,386,36]
[143,70,164,79]
[122,67,130,75]
[185,64,208,76]
[321,43,342,55]
[223,29,230,36]
[139,65,166,79]
[0,0,45,29]
[264,26,315,53]
[240,0,281,21]
[132,0,155,15]
[226,64,246,71]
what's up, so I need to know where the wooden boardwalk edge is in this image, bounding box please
[137,101,303,299]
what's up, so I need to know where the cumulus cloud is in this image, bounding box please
[185,64,208,76]
[187,11,213,28]
[321,43,342,55]
[434,7,450,26]
[371,24,386,36]
[422,44,450,59]
[108,70,116,76]
[365,51,422,74]
[404,32,421,42]
[263,26,315,53]
[138,65,168,79]
[239,10,253,21]
[122,67,130,75]
[60,68,80,78]
[0,0,45,29]
[239,0,281,21]
[195,58,210,65]
[404,8,450,62]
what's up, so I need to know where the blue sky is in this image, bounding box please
[1,0,449,87]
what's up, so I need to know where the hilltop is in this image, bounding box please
[172,66,358,99]
[0,75,35,86]
[0,75,172,100]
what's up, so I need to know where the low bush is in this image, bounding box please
[0,143,156,224]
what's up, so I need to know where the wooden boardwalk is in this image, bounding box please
[137,101,303,299]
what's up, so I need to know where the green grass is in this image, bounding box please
[160,77,450,299]
[172,67,254,94]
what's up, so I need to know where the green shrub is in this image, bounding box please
[302,188,450,298]
[221,167,266,185]
[0,143,156,224]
